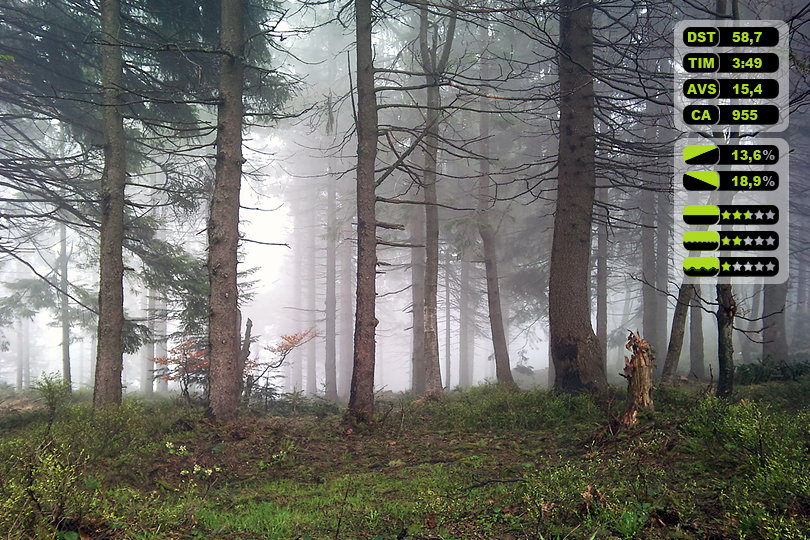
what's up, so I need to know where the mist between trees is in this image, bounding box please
[0,0,808,420]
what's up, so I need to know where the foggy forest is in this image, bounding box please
[1,0,809,538]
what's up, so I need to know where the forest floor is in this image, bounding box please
[0,378,808,539]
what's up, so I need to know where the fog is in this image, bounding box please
[0,0,808,403]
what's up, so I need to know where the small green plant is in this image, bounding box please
[33,372,71,427]
[614,502,651,538]
[735,357,810,385]
[258,440,295,470]
[181,463,222,480]
[165,440,191,456]
[0,440,89,537]
[682,397,810,537]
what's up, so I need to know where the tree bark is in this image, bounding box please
[421,106,442,398]
[418,4,456,398]
[740,284,761,363]
[410,206,426,394]
[324,159,338,401]
[596,198,608,370]
[477,22,514,388]
[762,282,789,362]
[207,0,245,421]
[655,187,671,377]
[661,283,694,385]
[716,284,736,398]
[792,265,809,352]
[59,223,72,391]
[339,229,354,400]
[348,0,378,422]
[142,292,155,395]
[293,211,304,392]
[548,0,607,396]
[690,285,705,379]
[239,315,252,399]
[17,317,30,390]
[712,0,738,403]
[306,192,318,396]
[641,186,658,368]
[138,289,155,396]
[621,331,654,428]
[94,0,126,409]
[444,249,452,388]
[458,258,473,388]
[152,213,169,392]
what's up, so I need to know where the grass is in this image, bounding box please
[0,379,808,539]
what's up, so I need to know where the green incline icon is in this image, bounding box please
[683,256,720,277]
[683,231,720,251]
[683,144,719,165]
[683,171,720,190]
[683,205,720,225]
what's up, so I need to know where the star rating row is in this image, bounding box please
[720,209,776,221]
[716,205,779,225]
[721,260,776,273]
[718,257,779,277]
[719,232,778,250]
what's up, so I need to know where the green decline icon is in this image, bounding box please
[683,144,720,165]
[683,256,720,277]
[683,171,720,190]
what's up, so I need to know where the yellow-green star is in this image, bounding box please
[722,211,732,219]
[733,211,742,219]
[744,211,752,219]
[722,262,732,271]
[733,236,742,245]
[722,237,731,245]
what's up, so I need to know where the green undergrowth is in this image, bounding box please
[0,378,808,538]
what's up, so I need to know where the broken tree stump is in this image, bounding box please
[620,331,654,428]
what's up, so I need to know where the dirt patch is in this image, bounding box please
[0,395,44,416]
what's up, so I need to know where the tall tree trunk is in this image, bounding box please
[655,186,671,377]
[293,212,304,392]
[421,94,442,398]
[17,317,30,390]
[548,0,607,395]
[641,185,658,367]
[614,281,634,377]
[410,206,426,394]
[417,3,457,398]
[143,291,155,395]
[741,284,761,363]
[596,198,608,370]
[716,284,736,397]
[348,0,379,422]
[324,159,338,401]
[792,265,808,352]
[690,286,705,379]
[762,282,789,361]
[151,207,169,392]
[59,223,72,391]
[713,0,738,399]
[458,258,472,388]
[477,23,514,387]
[94,0,127,408]
[339,231,354,400]
[89,331,97,389]
[306,193,318,396]
[207,0,245,421]
[661,283,694,384]
[444,249,452,388]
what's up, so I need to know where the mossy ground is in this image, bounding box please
[1,379,808,539]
